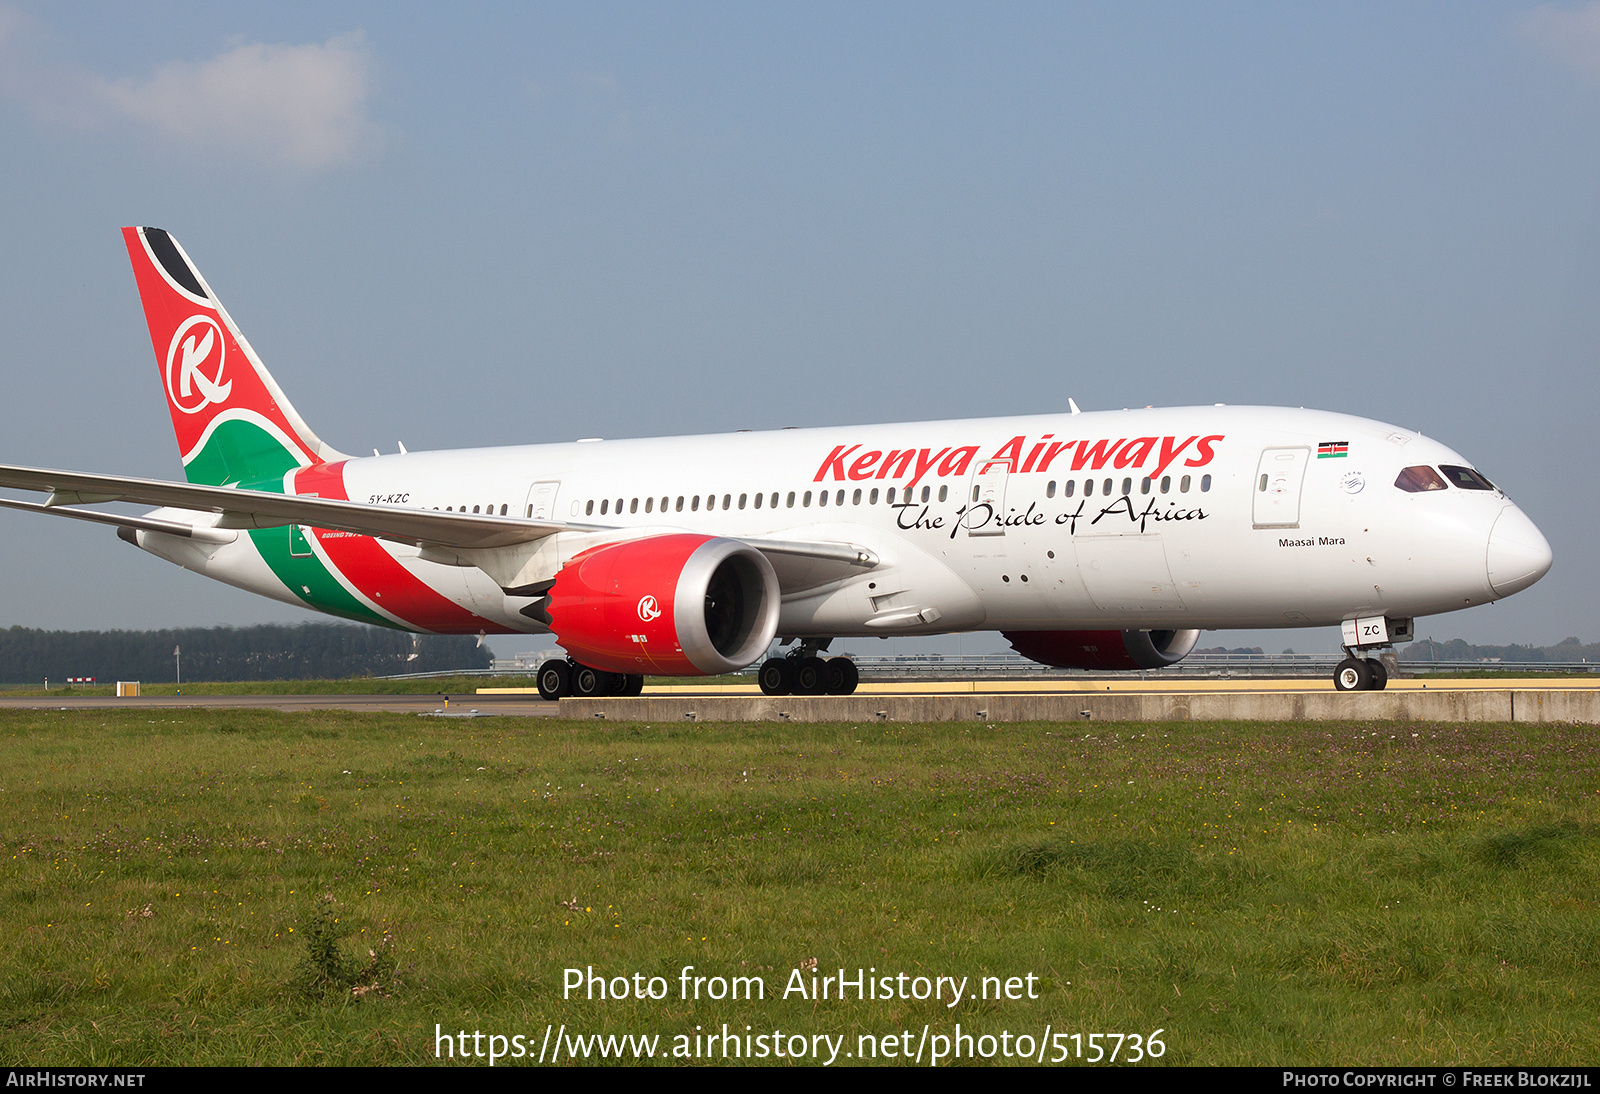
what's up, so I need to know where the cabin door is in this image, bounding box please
[524,480,560,520]
[1251,448,1309,528]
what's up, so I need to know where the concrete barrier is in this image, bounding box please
[557,688,1600,724]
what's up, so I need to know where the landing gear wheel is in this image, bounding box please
[536,659,571,701]
[1366,658,1389,691]
[794,656,830,695]
[572,665,614,698]
[758,658,793,696]
[623,674,645,696]
[608,671,633,696]
[825,657,859,696]
[1334,657,1373,692]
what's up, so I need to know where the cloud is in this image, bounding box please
[100,33,379,169]
[0,13,379,170]
[1520,2,1600,84]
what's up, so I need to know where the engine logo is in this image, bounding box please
[165,315,231,414]
[637,595,661,621]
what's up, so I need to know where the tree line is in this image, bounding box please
[1400,636,1598,663]
[0,624,492,684]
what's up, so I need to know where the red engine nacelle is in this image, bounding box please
[547,534,780,675]
[1003,629,1201,671]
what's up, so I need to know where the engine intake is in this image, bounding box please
[1003,628,1201,671]
[547,534,780,675]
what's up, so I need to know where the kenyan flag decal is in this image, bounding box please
[1318,441,1349,459]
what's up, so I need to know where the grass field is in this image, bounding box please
[2,708,1597,1066]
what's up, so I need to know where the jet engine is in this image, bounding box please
[547,534,780,675]
[1003,628,1201,671]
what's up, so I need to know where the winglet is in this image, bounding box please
[122,227,348,486]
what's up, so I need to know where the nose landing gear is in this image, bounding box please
[1333,655,1388,692]
[1333,615,1408,691]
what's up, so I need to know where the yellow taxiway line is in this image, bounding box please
[481,675,1600,697]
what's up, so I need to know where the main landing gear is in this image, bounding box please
[536,659,644,701]
[758,644,859,696]
[1333,654,1389,692]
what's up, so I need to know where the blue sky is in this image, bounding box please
[0,3,1596,657]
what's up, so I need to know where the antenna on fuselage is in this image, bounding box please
[1068,398,1082,415]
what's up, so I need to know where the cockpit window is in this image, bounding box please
[1394,465,1448,493]
[1439,464,1495,491]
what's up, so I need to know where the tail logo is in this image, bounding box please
[165,315,232,414]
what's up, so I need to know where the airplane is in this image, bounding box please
[0,228,1554,697]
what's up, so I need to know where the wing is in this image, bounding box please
[0,463,880,587]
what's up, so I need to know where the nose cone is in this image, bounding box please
[1487,505,1553,597]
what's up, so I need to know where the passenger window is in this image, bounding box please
[919,486,929,503]
[786,491,795,508]
[1201,475,1212,492]
[1064,480,1075,497]
[1395,466,1448,493]
[1180,475,1191,492]
[739,493,747,509]
[645,497,654,513]
[853,488,863,505]
[1439,465,1495,491]
[1046,480,1055,498]
[1103,478,1113,495]
[818,489,828,507]
[676,496,684,512]
[584,501,593,516]
[870,488,880,504]
[770,493,779,508]
[887,487,896,504]
[630,498,638,514]
[691,496,700,511]
[723,494,732,509]
[1160,475,1171,494]
[1085,479,1094,496]
[600,499,609,515]
[803,490,812,507]
[1140,477,1151,495]
[938,485,948,502]
[1121,478,1132,495]
[753,493,763,509]
[1258,474,1268,492]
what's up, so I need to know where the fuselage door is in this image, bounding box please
[964,457,1009,537]
[1252,448,1309,528]
[524,480,560,521]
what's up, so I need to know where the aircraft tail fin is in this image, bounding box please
[122,226,348,487]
